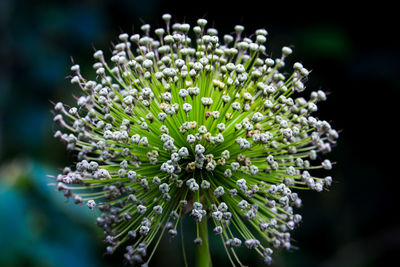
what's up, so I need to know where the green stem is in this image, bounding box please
[196,219,212,267]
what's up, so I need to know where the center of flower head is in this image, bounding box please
[52,13,338,266]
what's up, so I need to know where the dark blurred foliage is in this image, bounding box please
[0,0,399,266]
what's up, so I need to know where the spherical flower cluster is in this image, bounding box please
[51,14,338,266]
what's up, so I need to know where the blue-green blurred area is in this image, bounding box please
[0,159,101,267]
[0,0,399,266]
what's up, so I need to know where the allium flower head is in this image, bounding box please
[52,14,338,266]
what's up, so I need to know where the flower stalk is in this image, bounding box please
[196,215,212,267]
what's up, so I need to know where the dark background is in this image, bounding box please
[1,0,399,266]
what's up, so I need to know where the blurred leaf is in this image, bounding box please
[296,26,353,60]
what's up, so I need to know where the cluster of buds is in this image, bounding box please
[52,13,338,266]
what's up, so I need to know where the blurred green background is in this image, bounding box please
[1,0,399,266]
